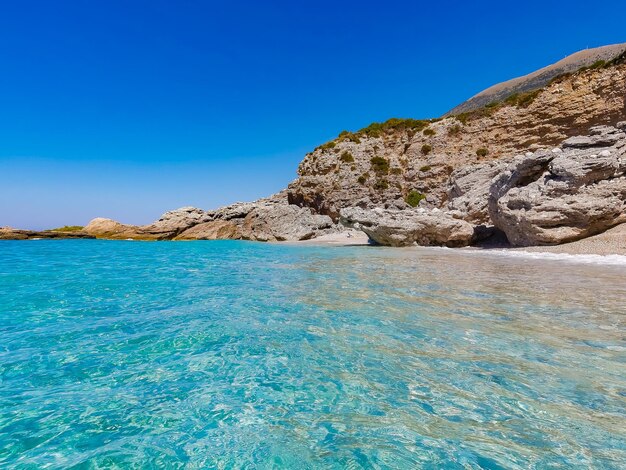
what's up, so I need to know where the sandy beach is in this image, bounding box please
[297,224,626,257]
[294,230,371,246]
[515,224,626,256]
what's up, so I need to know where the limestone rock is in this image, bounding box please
[488,127,626,246]
[83,218,151,240]
[175,220,242,240]
[84,206,212,240]
[83,193,339,242]
[143,206,212,238]
[339,207,475,247]
[562,126,622,148]
[241,204,335,242]
[0,228,94,240]
[447,160,507,224]
[211,201,260,221]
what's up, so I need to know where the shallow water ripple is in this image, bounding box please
[0,240,625,468]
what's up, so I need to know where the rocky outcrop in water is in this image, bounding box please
[83,218,144,239]
[488,124,626,246]
[83,207,213,240]
[83,193,336,242]
[339,207,475,247]
[239,203,334,242]
[174,220,242,240]
[144,207,213,238]
[0,227,95,240]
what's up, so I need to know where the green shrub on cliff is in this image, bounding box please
[50,225,84,232]
[476,147,489,158]
[589,59,607,70]
[374,179,389,190]
[448,124,462,136]
[608,50,626,66]
[339,151,354,163]
[359,118,431,138]
[338,131,361,144]
[454,87,542,125]
[370,156,390,174]
[318,141,336,151]
[421,144,432,155]
[504,89,541,108]
[405,190,426,207]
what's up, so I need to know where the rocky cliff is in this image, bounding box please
[287,52,626,220]
[340,122,626,247]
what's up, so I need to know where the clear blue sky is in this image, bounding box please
[2,0,625,229]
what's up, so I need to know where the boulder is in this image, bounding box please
[210,201,260,221]
[488,127,626,246]
[83,218,151,239]
[143,206,211,237]
[174,220,242,240]
[339,207,475,247]
[241,204,335,242]
[447,160,507,224]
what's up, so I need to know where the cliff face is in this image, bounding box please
[339,122,626,247]
[287,60,626,220]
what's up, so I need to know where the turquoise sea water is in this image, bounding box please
[0,240,625,469]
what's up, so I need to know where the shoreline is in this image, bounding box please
[3,224,626,258]
[294,224,626,257]
[509,224,626,256]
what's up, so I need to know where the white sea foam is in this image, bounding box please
[471,248,626,267]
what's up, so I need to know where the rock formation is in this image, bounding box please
[339,124,626,247]
[174,220,242,241]
[0,227,95,240]
[83,207,213,240]
[238,203,334,242]
[83,193,336,242]
[446,161,507,225]
[339,207,475,247]
[488,124,626,246]
[288,53,626,219]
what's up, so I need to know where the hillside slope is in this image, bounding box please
[446,43,626,115]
